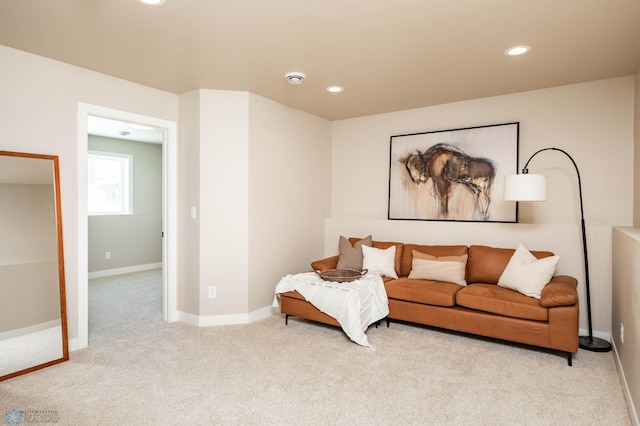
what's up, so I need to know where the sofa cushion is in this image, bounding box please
[497,244,560,299]
[336,235,372,270]
[467,245,555,285]
[401,244,468,277]
[408,251,468,286]
[456,284,548,321]
[385,277,461,307]
[352,238,404,277]
[362,245,398,278]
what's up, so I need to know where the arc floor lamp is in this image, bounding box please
[504,147,611,352]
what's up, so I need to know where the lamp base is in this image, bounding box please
[579,335,612,352]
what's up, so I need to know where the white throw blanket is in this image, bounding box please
[273,272,389,347]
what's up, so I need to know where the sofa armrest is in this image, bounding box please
[540,275,578,308]
[310,255,339,272]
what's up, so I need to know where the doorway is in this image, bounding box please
[76,103,178,350]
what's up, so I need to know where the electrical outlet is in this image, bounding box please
[105,251,111,260]
[620,322,624,344]
[208,286,216,298]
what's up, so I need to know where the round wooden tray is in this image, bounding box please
[315,268,368,282]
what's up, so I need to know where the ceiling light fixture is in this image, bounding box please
[326,86,344,93]
[505,45,531,56]
[285,72,306,85]
[137,0,166,5]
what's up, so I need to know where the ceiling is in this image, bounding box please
[87,115,165,143]
[1,0,639,121]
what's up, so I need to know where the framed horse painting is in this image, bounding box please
[388,122,519,222]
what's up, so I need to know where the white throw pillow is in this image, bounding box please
[362,245,398,278]
[497,244,560,299]
[408,253,467,286]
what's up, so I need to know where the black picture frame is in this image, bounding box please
[388,122,519,222]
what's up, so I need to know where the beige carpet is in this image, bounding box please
[0,269,632,425]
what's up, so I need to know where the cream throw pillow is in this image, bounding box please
[408,250,468,286]
[497,244,560,299]
[362,245,398,278]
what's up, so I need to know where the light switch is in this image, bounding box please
[190,206,197,219]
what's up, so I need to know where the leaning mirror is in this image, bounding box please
[0,150,68,381]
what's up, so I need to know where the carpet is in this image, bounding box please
[0,269,631,425]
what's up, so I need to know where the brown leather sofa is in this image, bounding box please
[278,239,579,365]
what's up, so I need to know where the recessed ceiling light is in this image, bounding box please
[137,0,166,5]
[327,86,344,93]
[505,45,531,56]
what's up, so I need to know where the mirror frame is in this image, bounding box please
[0,150,68,381]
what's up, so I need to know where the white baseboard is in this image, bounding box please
[612,339,639,426]
[88,262,162,279]
[68,337,79,352]
[579,328,611,342]
[178,305,277,327]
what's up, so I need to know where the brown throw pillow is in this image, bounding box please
[336,235,372,270]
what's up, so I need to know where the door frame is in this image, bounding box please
[77,103,178,350]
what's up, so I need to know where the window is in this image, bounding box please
[88,152,132,215]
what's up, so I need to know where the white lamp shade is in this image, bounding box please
[504,174,548,201]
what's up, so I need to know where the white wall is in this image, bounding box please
[178,91,201,316]
[332,77,634,225]
[635,69,640,228]
[609,68,640,426]
[199,90,251,317]
[177,90,332,322]
[0,45,179,343]
[612,228,640,425]
[248,94,331,312]
[330,77,635,338]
